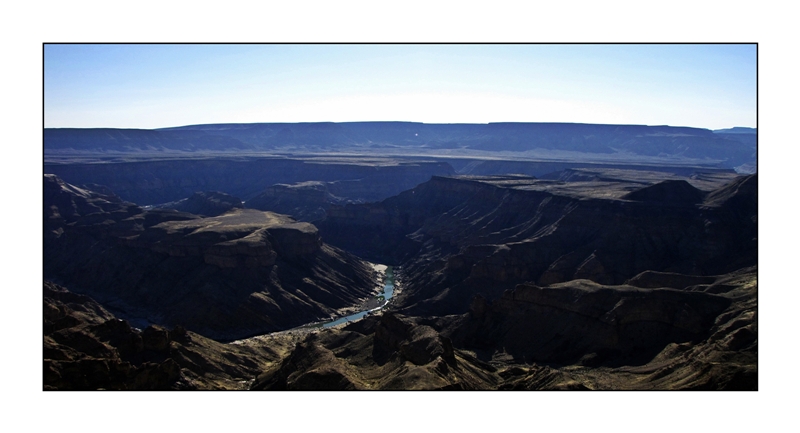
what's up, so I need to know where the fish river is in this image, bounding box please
[321,265,397,328]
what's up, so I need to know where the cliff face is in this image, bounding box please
[445,266,757,389]
[318,173,757,317]
[43,162,757,390]
[452,280,731,366]
[247,266,756,390]
[44,128,255,152]
[45,122,757,168]
[44,175,377,341]
[156,191,244,217]
[250,313,495,391]
[132,210,321,267]
[44,281,286,390]
[245,181,345,222]
[44,157,455,206]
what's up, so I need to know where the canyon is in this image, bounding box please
[42,122,757,390]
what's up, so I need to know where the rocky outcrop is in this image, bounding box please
[134,209,321,268]
[318,175,505,262]
[44,174,143,229]
[44,282,283,390]
[246,181,342,222]
[621,179,705,205]
[248,267,755,390]
[44,175,377,341]
[451,279,731,366]
[625,270,717,290]
[264,222,322,257]
[250,335,362,390]
[44,157,455,206]
[43,160,758,391]
[318,173,756,318]
[251,316,497,391]
[158,191,243,217]
[373,313,456,367]
[431,266,756,389]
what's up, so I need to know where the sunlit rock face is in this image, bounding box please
[136,209,321,268]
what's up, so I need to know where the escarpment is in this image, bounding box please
[44,281,285,390]
[155,190,244,217]
[245,265,755,390]
[318,173,756,318]
[448,280,732,366]
[43,163,757,390]
[132,210,322,267]
[245,181,346,222]
[44,157,455,206]
[44,175,377,341]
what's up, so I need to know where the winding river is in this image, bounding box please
[230,264,399,344]
[320,265,397,328]
[230,265,398,344]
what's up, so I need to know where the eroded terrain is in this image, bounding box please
[43,166,756,390]
[43,124,757,390]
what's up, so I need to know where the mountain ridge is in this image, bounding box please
[45,121,757,169]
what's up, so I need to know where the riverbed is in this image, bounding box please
[321,265,396,328]
[230,263,399,344]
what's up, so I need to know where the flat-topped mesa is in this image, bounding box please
[422,174,640,202]
[45,122,757,170]
[245,181,346,222]
[139,209,322,268]
[44,174,377,339]
[250,181,333,203]
[621,180,705,205]
[44,156,456,207]
[165,191,244,217]
[265,222,322,257]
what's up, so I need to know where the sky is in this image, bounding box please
[44,44,756,130]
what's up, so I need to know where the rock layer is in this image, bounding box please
[45,122,757,168]
[319,173,757,318]
[246,267,756,390]
[44,281,285,390]
[449,279,731,366]
[156,190,243,217]
[43,163,757,390]
[44,175,376,341]
[44,157,455,206]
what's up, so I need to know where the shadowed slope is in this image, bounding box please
[318,173,756,318]
[44,175,377,341]
[44,281,287,390]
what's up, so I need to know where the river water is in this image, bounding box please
[320,265,396,328]
[229,265,397,345]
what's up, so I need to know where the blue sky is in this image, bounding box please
[44,44,756,130]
